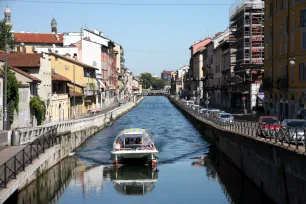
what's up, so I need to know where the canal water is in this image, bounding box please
[6,96,274,204]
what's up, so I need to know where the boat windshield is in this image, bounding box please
[113,130,155,150]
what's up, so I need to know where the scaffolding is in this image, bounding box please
[229,0,264,76]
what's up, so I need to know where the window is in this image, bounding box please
[280,37,282,55]
[300,9,306,27]
[270,3,273,17]
[292,13,295,31]
[302,32,306,51]
[285,36,288,54]
[299,63,306,81]
[266,44,268,59]
[280,20,283,34]
[291,63,294,83]
[284,65,288,77]
[270,25,273,40]
[280,0,283,11]
[291,33,294,52]
[276,0,278,13]
[286,0,288,8]
[285,16,288,33]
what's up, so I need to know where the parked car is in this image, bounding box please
[280,119,306,143]
[258,116,280,137]
[216,113,234,124]
[192,105,200,111]
[212,111,226,118]
[199,108,208,115]
[206,109,220,116]
[186,100,194,108]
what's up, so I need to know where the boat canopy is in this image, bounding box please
[114,128,154,147]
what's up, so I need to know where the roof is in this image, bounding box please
[0,52,41,67]
[121,128,147,135]
[132,86,139,90]
[52,72,71,82]
[14,33,63,44]
[10,67,41,82]
[48,52,98,70]
[69,89,83,97]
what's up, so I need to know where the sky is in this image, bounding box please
[0,0,234,76]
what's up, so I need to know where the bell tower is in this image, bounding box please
[4,7,12,27]
[51,17,57,33]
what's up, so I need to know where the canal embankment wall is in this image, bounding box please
[169,97,306,204]
[0,97,145,204]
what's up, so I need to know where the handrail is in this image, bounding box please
[0,128,57,189]
[172,96,306,152]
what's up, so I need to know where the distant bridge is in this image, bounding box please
[138,89,170,96]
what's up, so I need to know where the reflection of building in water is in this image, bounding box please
[81,165,106,196]
[5,157,77,204]
[111,165,158,196]
[192,155,218,181]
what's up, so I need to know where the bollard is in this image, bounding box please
[11,130,20,146]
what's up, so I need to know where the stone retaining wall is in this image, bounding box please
[170,97,306,204]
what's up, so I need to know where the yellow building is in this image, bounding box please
[48,53,99,117]
[264,0,306,119]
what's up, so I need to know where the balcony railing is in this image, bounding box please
[84,83,99,96]
[51,93,69,101]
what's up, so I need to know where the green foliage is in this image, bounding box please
[139,73,165,90]
[0,20,15,51]
[1,66,20,124]
[30,96,46,126]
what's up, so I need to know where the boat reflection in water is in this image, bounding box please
[110,165,158,195]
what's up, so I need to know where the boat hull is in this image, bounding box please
[111,150,158,165]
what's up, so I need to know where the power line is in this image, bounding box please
[3,0,231,6]
[125,49,188,54]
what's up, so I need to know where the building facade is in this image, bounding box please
[229,0,264,112]
[264,0,306,119]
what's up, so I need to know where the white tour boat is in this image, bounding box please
[111,128,158,165]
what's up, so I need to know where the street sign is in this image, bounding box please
[242,96,246,101]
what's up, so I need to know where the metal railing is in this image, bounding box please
[0,128,57,188]
[175,98,306,152]
[13,96,144,145]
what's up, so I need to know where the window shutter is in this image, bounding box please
[299,63,303,81]
[304,63,306,81]
[301,10,303,27]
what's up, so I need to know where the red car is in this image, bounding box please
[258,116,281,136]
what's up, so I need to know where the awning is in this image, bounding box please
[257,93,264,101]
[97,79,105,88]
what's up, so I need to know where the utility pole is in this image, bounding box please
[73,64,76,118]
[3,33,8,130]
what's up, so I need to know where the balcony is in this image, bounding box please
[84,83,99,96]
[51,93,69,101]
[276,78,288,89]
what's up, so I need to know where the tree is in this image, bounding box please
[30,96,46,126]
[152,78,165,90]
[0,20,14,51]
[0,65,20,124]
[139,73,165,90]
[139,73,154,89]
